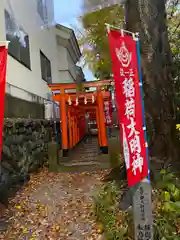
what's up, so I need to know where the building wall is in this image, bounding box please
[54,26,82,84]
[58,70,75,83]
[57,45,68,71]
[0,0,59,100]
[67,50,76,81]
[56,45,76,83]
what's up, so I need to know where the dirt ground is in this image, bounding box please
[1,168,109,240]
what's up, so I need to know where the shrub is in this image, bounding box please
[92,181,134,239]
[93,169,180,239]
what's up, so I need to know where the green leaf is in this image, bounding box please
[78,5,124,79]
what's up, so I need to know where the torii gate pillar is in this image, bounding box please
[60,91,68,156]
[97,90,108,154]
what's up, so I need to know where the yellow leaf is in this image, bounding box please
[32,232,37,237]
[52,224,61,232]
[15,205,21,210]
[97,223,104,234]
[23,227,28,234]
[55,225,60,232]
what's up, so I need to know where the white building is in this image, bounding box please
[0,0,82,103]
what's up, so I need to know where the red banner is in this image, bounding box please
[0,46,8,160]
[108,30,148,187]
[104,95,113,126]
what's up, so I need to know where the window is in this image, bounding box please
[40,51,52,83]
[4,10,31,69]
[37,0,48,23]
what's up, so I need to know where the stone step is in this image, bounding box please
[59,164,110,173]
[63,161,101,167]
[58,137,110,172]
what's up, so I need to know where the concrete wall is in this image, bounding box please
[57,45,68,71]
[58,70,75,83]
[56,45,74,83]
[54,26,82,84]
[4,94,45,119]
[0,0,59,100]
[67,50,76,80]
[56,45,76,83]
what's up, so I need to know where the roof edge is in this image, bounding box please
[55,24,82,59]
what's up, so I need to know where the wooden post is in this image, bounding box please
[60,91,68,156]
[79,116,82,140]
[77,117,79,143]
[84,115,86,138]
[70,113,73,148]
[75,116,78,145]
[68,108,73,149]
[97,90,108,154]
[74,116,76,145]
[82,115,86,139]
[79,117,81,141]
[72,116,76,147]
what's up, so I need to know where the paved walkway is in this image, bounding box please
[1,137,111,240]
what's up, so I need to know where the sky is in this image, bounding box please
[53,0,94,81]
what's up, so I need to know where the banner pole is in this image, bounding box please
[136,39,151,182]
[132,36,153,239]
[105,23,139,37]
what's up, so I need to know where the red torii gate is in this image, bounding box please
[48,79,113,156]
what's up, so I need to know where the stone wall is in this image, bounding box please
[0,119,55,205]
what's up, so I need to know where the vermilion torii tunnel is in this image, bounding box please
[48,79,113,156]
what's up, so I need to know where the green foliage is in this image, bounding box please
[108,138,122,168]
[92,181,133,239]
[153,169,180,239]
[76,83,85,93]
[167,1,180,119]
[100,85,113,92]
[93,169,180,239]
[79,5,124,79]
[109,152,121,168]
[176,124,180,140]
[109,149,121,169]
[78,1,180,117]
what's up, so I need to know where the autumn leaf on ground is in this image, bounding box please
[3,168,108,239]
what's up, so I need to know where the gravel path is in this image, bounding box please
[1,168,108,240]
[0,137,111,239]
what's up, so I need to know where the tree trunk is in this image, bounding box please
[125,0,178,161]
